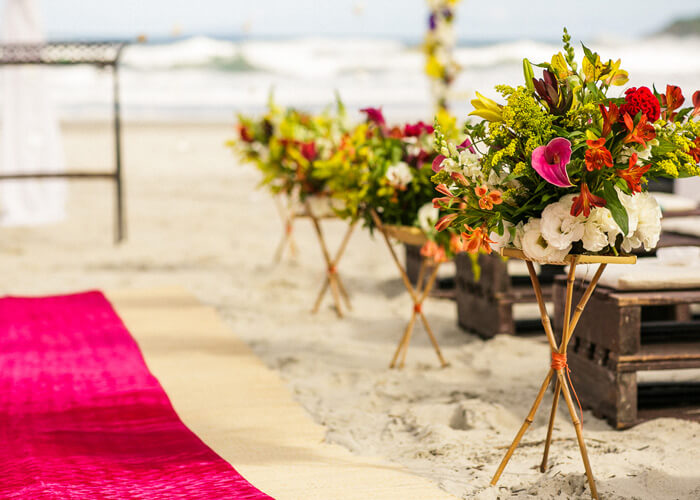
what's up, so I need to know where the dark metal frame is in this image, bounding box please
[0,41,128,243]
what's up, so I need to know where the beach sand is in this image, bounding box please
[2,120,699,499]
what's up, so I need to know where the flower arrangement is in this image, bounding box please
[431,29,700,263]
[313,108,462,262]
[230,95,348,201]
[424,0,461,113]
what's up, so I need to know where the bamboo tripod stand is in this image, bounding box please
[370,209,448,369]
[273,194,299,262]
[306,200,357,318]
[491,248,636,500]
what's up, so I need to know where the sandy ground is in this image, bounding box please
[2,121,699,500]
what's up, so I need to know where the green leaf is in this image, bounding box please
[581,43,597,65]
[523,58,535,92]
[602,183,628,235]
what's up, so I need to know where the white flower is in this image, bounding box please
[540,195,585,250]
[440,157,459,174]
[519,218,571,263]
[417,203,439,234]
[617,189,639,237]
[385,162,413,189]
[458,149,483,181]
[621,192,662,252]
[582,207,621,252]
[488,221,513,253]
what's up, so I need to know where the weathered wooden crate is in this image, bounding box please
[454,253,561,338]
[404,244,454,299]
[553,276,700,429]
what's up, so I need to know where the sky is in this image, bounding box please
[22,0,700,41]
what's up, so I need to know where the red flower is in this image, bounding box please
[599,102,620,137]
[687,137,700,164]
[403,121,434,137]
[619,86,660,122]
[584,138,613,171]
[360,107,386,126]
[300,141,317,162]
[661,85,685,121]
[237,124,254,143]
[692,91,700,118]
[616,153,651,193]
[623,113,656,148]
[461,224,495,254]
[571,183,607,218]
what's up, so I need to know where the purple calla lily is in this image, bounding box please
[531,137,574,188]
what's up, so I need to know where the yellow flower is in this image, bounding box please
[469,91,503,122]
[582,54,606,83]
[602,59,629,86]
[425,55,443,79]
[550,52,570,80]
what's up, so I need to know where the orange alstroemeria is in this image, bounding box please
[420,240,448,263]
[689,137,700,163]
[435,213,457,232]
[461,224,495,255]
[599,102,620,137]
[693,91,700,117]
[584,138,613,171]
[617,153,651,194]
[661,85,685,121]
[475,184,503,210]
[623,113,656,148]
[449,233,465,254]
[570,183,607,218]
[433,183,456,208]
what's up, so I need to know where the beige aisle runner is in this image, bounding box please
[107,288,455,500]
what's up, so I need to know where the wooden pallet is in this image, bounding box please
[552,276,700,429]
[454,253,562,338]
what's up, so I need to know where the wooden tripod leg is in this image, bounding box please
[558,371,599,500]
[540,262,578,471]
[335,274,353,311]
[328,274,344,318]
[491,369,554,486]
[390,314,414,369]
[312,278,330,314]
[418,312,448,367]
[392,312,416,369]
[540,377,561,472]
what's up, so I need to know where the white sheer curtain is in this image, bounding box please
[1,0,66,225]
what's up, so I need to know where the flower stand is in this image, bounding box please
[490,248,636,500]
[370,209,448,369]
[304,200,356,318]
[273,193,299,262]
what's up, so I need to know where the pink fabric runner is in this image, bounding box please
[0,291,273,499]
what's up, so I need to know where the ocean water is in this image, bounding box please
[15,34,700,123]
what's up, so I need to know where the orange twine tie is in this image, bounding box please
[328,265,337,275]
[413,303,422,313]
[551,352,583,425]
[285,222,293,235]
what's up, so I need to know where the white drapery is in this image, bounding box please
[1,0,66,226]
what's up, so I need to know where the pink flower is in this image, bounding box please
[531,137,574,188]
[360,107,386,126]
[403,121,434,137]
